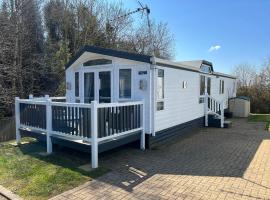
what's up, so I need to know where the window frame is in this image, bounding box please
[219,79,225,94]
[118,68,132,100]
[200,75,206,96]
[156,68,165,111]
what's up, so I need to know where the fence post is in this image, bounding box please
[45,95,52,154]
[221,101,224,128]
[140,100,145,150]
[91,100,98,168]
[15,97,21,144]
[29,94,33,99]
[204,93,208,127]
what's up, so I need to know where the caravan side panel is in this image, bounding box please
[155,66,204,132]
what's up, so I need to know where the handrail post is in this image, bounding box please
[221,100,224,128]
[15,97,21,144]
[91,100,98,168]
[204,93,208,127]
[46,95,52,154]
[140,100,145,150]
[29,94,33,99]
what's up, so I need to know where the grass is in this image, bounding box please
[248,114,270,131]
[0,138,108,200]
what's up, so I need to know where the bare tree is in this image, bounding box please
[232,63,257,88]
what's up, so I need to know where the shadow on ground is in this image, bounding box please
[19,118,270,194]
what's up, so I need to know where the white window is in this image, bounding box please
[219,80,224,94]
[119,69,131,99]
[157,69,164,111]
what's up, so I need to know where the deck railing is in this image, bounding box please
[15,95,145,168]
[204,93,225,128]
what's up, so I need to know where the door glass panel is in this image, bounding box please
[99,71,111,103]
[84,72,95,103]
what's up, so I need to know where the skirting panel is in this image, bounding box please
[146,116,204,148]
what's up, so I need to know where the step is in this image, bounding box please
[224,120,232,128]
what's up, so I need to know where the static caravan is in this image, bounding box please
[15,46,237,168]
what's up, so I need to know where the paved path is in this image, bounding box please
[51,119,270,200]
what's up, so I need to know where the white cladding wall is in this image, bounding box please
[155,66,205,132]
[209,75,236,108]
[155,66,236,132]
[65,56,152,133]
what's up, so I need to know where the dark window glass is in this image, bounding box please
[157,102,164,111]
[119,69,131,98]
[200,64,212,73]
[200,75,205,95]
[207,77,211,95]
[84,73,94,103]
[99,71,111,103]
[75,72,79,97]
[83,59,112,66]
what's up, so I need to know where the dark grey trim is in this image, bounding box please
[146,116,204,148]
[19,128,141,153]
[156,62,198,73]
[65,45,152,69]
[212,72,236,80]
[157,62,236,80]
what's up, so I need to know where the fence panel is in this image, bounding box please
[97,103,142,139]
[51,104,91,139]
[19,103,46,129]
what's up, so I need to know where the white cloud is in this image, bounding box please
[208,45,221,52]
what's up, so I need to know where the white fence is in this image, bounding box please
[15,95,145,168]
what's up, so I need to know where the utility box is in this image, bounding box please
[229,96,250,118]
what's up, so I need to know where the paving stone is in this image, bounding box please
[51,119,270,200]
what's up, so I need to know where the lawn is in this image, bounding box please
[248,114,270,131]
[0,138,108,200]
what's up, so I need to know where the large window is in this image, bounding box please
[75,72,79,97]
[219,80,224,94]
[157,69,164,111]
[119,69,131,98]
[200,75,205,95]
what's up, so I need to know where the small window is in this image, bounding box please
[200,64,212,73]
[157,69,164,111]
[207,77,211,95]
[219,80,224,94]
[199,97,204,104]
[200,75,205,95]
[83,59,112,66]
[157,102,164,111]
[119,69,131,98]
[75,72,79,97]
[182,81,187,89]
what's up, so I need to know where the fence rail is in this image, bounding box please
[15,95,145,168]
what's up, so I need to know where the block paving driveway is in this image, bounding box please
[51,119,270,200]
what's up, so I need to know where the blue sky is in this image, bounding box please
[115,0,270,74]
